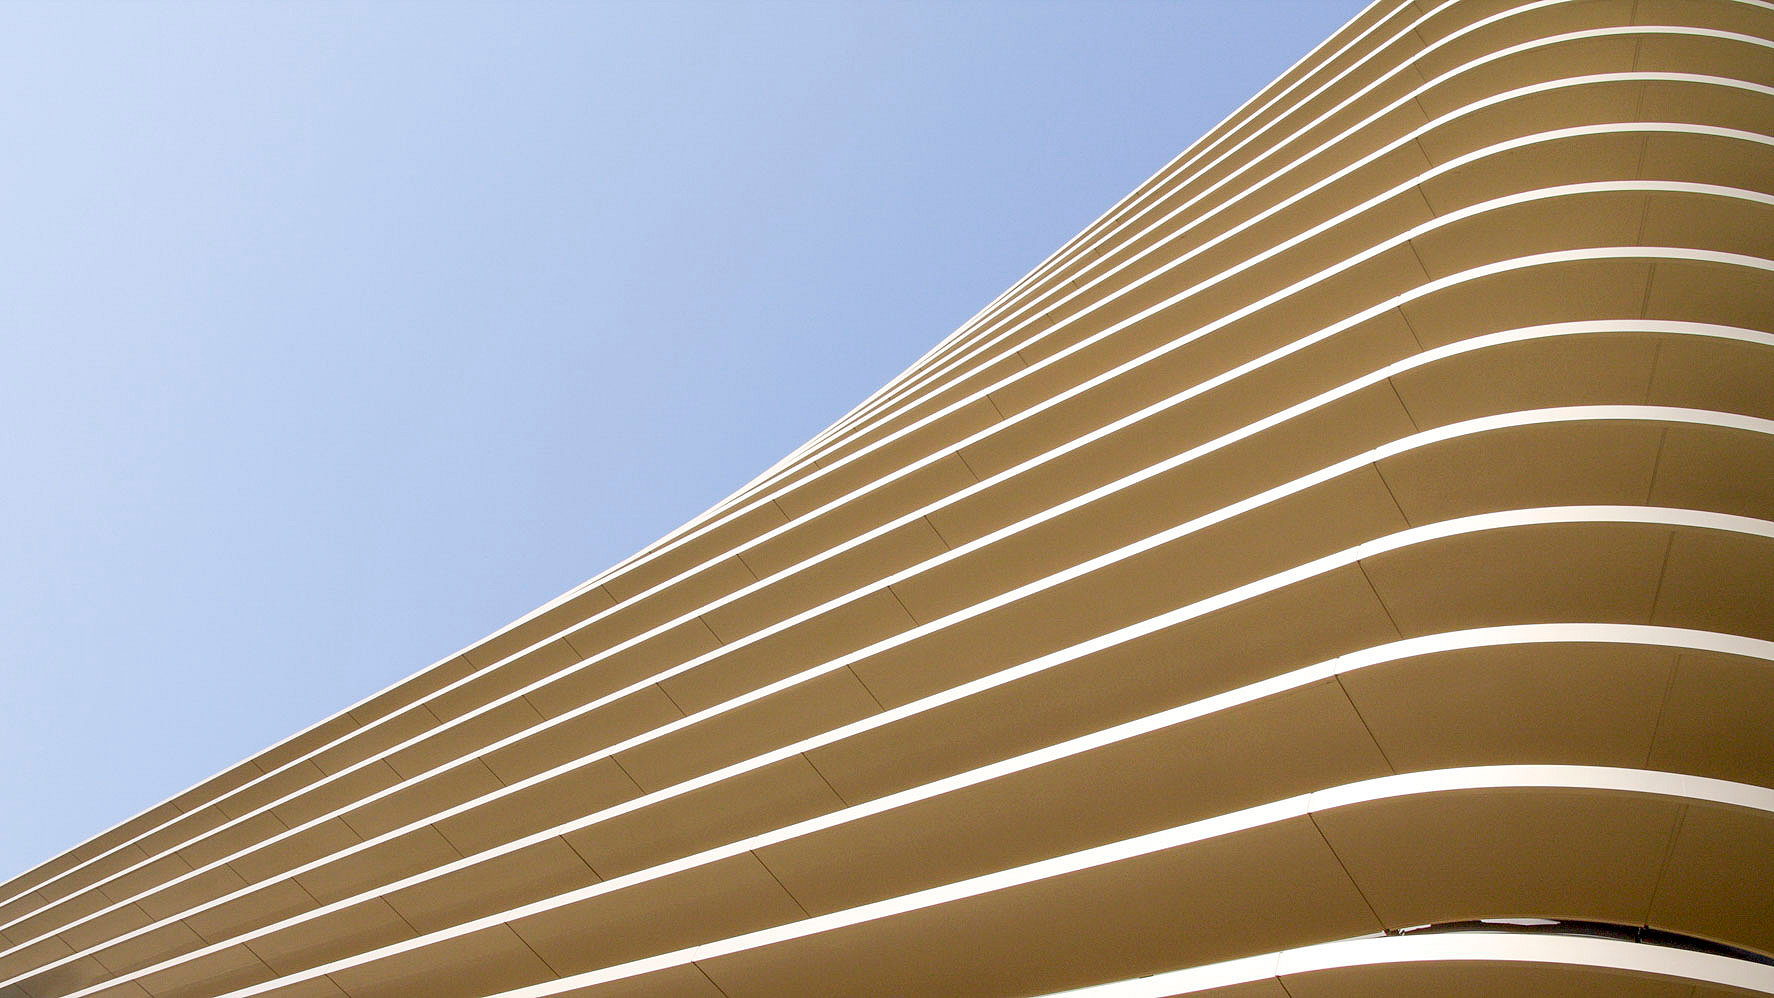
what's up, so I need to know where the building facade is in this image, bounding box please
[3,0,1772,995]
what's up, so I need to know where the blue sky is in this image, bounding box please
[0,0,1366,880]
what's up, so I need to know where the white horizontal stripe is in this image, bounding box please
[17,46,1762,911]
[780,21,1774,481]
[425,108,1774,782]
[10,233,1768,957]
[94,621,1767,998]
[1036,932,1774,997]
[65,495,1774,997]
[808,2,1769,452]
[684,0,1426,504]
[960,0,1774,349]
[471,765,1774,998]
[13,276,1767,972]
[15,372,1773,980]
[0,0,1412,881]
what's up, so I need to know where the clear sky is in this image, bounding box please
[0,0,1367,880]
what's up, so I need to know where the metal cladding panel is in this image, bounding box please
[4,2,1772,996]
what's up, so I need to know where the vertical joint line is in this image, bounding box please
[1370,457,1415,530]
[1310,812,1388,931]
[1334,673,1399,775]
[1355,559,1407,640]
[507,921,566,979]
[749,850,810,918]
[1644,425,1671,506]
[1393,305,1427,352]
[801,752,854,808]
[1641,338,1666,406]
[1642,803,1690,928]
[1645,529,1679,626]
[1642,651,1682,770]
[693,961,735,997]
[845,665,887,714]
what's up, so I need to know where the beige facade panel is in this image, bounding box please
[36,621,1764,994]
[13,411,1752,985]
[10,23,1759,935]
[6,134,1766,998]
[433,768,1773,998]
[6,0,1771,994]
[31,201,1774,950]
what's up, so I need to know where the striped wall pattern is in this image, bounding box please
[5,0,1773,995]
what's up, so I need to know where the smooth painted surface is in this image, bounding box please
[0,0,1366,881]
[3,1,1769,996]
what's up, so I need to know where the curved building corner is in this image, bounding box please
[2,0,1771,995]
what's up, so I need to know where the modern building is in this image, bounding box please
[3,0,1772,995]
